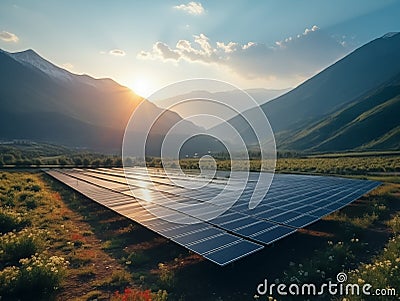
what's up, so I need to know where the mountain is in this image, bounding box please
[0,49,204,154]
[279,73,400,151]
[156,88,290,129]
[158,88,290,108]
[210,32,400,152]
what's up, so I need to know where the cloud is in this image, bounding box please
[153,42,180,60]
[140,33,219,64]
[304,25,319,35]
[0,30,19,43]
[194,33,213,54]
[138,42,180,61]
[275,25,319,48]
[174,2,204,15]
[217,41,238,53]
[138,25,349,81]
[109,49,126,56]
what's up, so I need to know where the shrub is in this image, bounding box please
[0,208,30,233]
[11,184,22,191]
[347,235,400,301]
[28,184,41,192]
[0,194,15,207]
[112,288,168,301]
[280,240,354,285]
[125,251,150,267]
[18,192,40,209]
[25,198,38,210]
[158,263,175,288]
[100,270,132,289]
[387,214,400,234]
[0,228,45,264]
[0,254,68,296]
[0,266,19,295]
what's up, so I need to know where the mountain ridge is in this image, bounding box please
[2,32,400,154]
[210,32,400,152]
[280,72,400,151]
[0,48,205,153]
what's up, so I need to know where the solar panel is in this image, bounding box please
[56,169,295,246]
[45,170,265,266]
[45,168,380,266]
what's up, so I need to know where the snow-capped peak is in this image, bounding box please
[382,32,399,39]
[9,49,73,82]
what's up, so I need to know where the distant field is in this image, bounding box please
[276,156,400,175]
[175,155,400,175]
[1,142,399,176]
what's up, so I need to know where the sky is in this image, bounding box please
[0,0,399,97]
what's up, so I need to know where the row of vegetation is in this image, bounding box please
[1,142,399,176]
[0,172,169,300]
[169,156,400,175]
[0,173,68,298]
[0,143,122,168]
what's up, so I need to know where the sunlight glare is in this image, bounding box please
[131,78,153,98]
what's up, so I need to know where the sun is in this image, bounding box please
[131,78,153,98]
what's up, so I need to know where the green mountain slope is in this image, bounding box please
[280,74,400,151]
[210,32,400,153]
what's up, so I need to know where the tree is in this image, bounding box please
[73,157,83,166]
[83,158,90,167]
[91,159,101,168]
[3,154,15,164]
[114,158,123,167]
[58,158,68,166]
[104,158,113,167]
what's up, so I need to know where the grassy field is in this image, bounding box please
[175,155,400,175]
[0,158,399,300]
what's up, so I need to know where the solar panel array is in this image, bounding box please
[45,168,380,266]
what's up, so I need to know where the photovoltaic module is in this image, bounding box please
[45,168,380,266]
